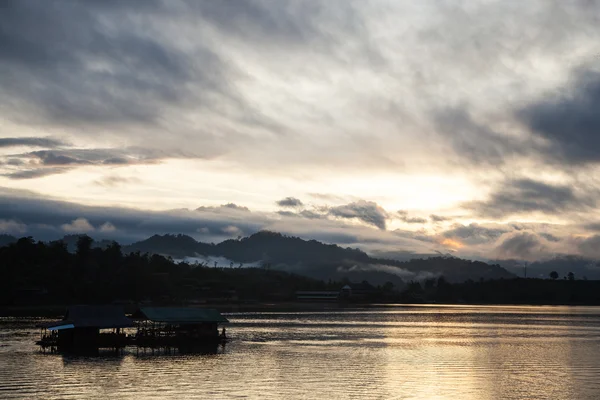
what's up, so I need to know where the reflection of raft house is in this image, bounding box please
[132,307,229,348]
[37,305,133,351]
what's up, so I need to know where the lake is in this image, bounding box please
[2,305,600,399]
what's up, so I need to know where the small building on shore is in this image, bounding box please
[37,305,133,352]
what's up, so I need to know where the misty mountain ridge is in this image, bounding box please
[122,231,514,284]
[0,231,515,285]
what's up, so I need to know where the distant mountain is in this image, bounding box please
[497,256,600,280]
[123,231,515,284]
[0,234,17,247]
[123,234,214,258]
[216,231,371,265]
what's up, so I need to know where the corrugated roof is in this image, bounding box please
[135,307,229,324]
[40,305,134,329]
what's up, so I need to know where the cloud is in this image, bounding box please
[1,147,168,179]
[519,68,600,165]
[1,186,597,261]
[2,0,599,180]
[3,168,69,180]
[30,151,90,166]
[3,1,600,265]
[221,225,242,236]
[99,222,116,233]
[0,219,27,234]
[220,203,250,212]
[23,148,164,166]
[578,235,600,259]
[434,108,527,166]
[430,214,451,223]
[276,197,304,208]
[0,0,208,126]
[300,210,323,219]
[329,200,388,230]
[340,263,436,281]
[494,231,550,261]
[196,203,250,213]
[94,175,142,187]
[397,210,427,224]
[443,223,509,245]
[464,178,597,218]
[0,137,67,148]
[0,188,440,253]
[61,217,95,233]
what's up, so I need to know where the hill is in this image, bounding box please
[123,231,515,284]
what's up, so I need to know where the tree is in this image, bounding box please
[549,271,559,280]
[76,235,93,259]
[382,281,394,292]
[568,271,575,281]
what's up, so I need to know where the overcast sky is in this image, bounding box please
[2,0,600,261]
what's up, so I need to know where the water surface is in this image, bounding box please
[2,305,600,399]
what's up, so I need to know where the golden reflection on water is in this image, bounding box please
[2,305,600,399]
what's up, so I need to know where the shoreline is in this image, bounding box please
[2,301,599,318]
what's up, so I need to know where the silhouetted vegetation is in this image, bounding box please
[3,233,599,309]
[0,236,339,306]
[403,276,600,305]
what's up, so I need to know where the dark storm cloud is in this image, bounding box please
[519,68,600,165]
[329,200,388,230]
[464,178,597,218]
[276,197,304,208]
[0,0,227,126]
[0,137,67,148]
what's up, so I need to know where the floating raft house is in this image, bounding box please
[37,305,133,351]
[132,307,229,348]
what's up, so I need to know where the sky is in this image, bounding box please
[2,0,600,262]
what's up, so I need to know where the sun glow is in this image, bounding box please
[441,238,464,249]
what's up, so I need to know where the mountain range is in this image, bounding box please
[0,231,516,286]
